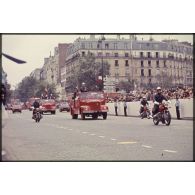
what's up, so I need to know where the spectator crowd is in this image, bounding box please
[107,87,194,102]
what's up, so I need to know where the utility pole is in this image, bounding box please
[129,35,135,89]
[98,35,106,91]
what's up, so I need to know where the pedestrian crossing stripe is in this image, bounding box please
[117,141,137,144]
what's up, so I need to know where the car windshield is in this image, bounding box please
[79,92,104,99]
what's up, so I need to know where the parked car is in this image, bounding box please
[40,99,56,114]
[12,103,22,113]
[59,102,70,112]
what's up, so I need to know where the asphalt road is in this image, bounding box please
[2,109,193,161]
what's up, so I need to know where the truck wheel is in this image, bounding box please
[92,114,98,120]
[103,113,107,120]
[72,114,78,119]
[81,113,85,120]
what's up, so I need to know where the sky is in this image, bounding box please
[2,34,193,89]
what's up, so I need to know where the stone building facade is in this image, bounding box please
[64,35,193,92]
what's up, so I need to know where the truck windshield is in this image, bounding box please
[79,92,104,99]
[41,100,55,104]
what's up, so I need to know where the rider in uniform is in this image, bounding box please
[152,87,168,116]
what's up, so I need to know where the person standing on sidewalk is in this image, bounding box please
[175,97,181,120]
[123,98,127,116]
[114,98,118,116]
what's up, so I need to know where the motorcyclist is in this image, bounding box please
[152,87,168,116]
[32,99,40,119]
[80,82,88,92]
[140,96,152,118]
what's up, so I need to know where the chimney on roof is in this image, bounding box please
[149,35,154,41]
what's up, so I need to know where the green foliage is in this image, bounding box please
[66,52,110,92]
[4,83,13,103]
[14,76,58,102]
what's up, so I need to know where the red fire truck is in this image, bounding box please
[70,91,108,120]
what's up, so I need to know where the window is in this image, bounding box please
[98,52,102,56]
[140,52,143,58]
[106,53,110,57]
[147,52,151,58]
[125,60,129,66]
[105,43,109,49]
[148,69,151,76]
[141,69,144,77]
[148,60,151,66]
[81,43,85,49]
[156,60,159,67]
[97,44,100,49]
[82,51,85,57]
[164,60,166,67]
[163,52,166,58]
[156,52,159,58]
[114,43,118,49]
[89,43,93,49]
[149,78,151,83]
[141,61,144,67]
[125,53,129,57]
[124,43,128,49]
[115,73,119,77]
[114,53,119,57]
[115,60,119,66]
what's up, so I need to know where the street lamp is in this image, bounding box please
[98,36,106,91]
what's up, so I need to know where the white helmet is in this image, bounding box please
[143,96,146,99]
[157,87,161,90]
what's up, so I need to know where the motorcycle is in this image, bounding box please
[140,105,151,119]
[153,100,171,126]
[33,108,42,122]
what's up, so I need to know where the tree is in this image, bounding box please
[14,76,58,102]
[4,83,13,103]
[66,52,110,92]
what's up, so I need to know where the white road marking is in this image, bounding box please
[99,136,105,138]
[90,134,96,136]
[59,126,64,129]
[142,145,152,149]
[82,132,88,134]
[163,150,177,153]
[117,141,137,145]
[111,138,117,141]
